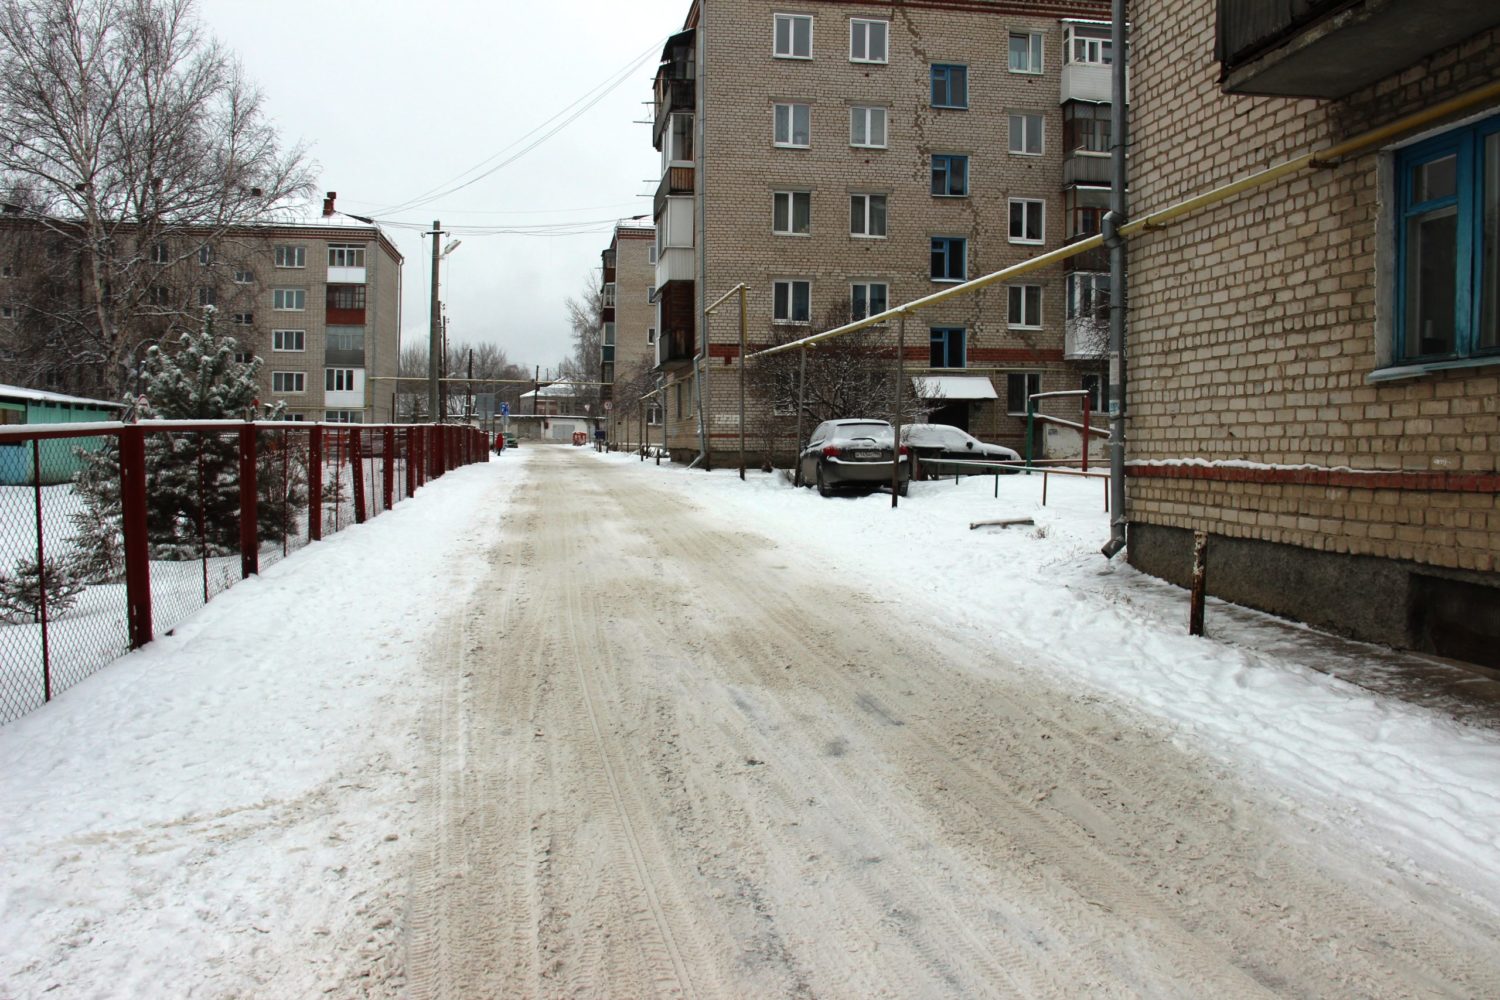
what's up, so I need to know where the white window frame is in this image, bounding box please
[772,278,812,324]
[773,13,813,59]
[849,18,888,64]
[271,371,305,394]
[1064,24,1113,66]
[149,244,168,265]
[849,106,887,149]
[325,367,356,392]
[197,287,215,307]
[1008,198,1046,245]
[1007,371,1042,415]
[773,190,812,236]
[851,281,888,321]
[850,193,886,238]
[1007,284,1043,330]
[1008,112,1044,156]
[328,244,366,268]
[233,268,254,284]
[603,283,616,308]
[274,245,305,268]
[1009,30,1044,74]
[197,244,212,265]
[647,327,658,345]
[273,288,306,311]
[774,103,811,148]
[272,328,305,352]
[230,312,253,326]
[324,410,362,423]
[648,245,659,265]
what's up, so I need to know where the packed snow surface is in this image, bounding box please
[0,446,1497,997]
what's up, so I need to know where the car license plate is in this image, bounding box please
[853,450,881,460]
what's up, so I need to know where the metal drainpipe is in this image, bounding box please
[1102,0,1129,559]
[694,13,711,468]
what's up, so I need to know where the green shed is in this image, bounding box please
[0,384,125,485]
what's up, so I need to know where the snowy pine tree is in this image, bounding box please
[0,555,86,623]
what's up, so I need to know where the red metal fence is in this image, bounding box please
[0,420,486,726]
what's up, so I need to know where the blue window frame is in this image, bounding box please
[930,237,966,282]
[1396,113,1500,363]
[931,154,968,197]
[930,64,968,109]
[930,327,966,368]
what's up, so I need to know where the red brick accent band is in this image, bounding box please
[1127,463,1500,494]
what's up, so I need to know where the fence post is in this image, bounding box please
[351,428,367,523]
[31,440,51,700]
[239,425,259,578]
[1082,394,1092,474]
[308,426,323,542]
[120,425,153,649]
[404,429,415,498]
[1190,531,1209,636]
[383,426,395,509]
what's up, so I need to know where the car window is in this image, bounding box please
[808,421,829,446]
[835,421,892,440]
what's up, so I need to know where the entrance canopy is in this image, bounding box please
[912,376,998,400]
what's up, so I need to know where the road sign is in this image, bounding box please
[500,402,509,417]
[604,401,613,411]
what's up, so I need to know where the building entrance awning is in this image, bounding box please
[912,376,998,400]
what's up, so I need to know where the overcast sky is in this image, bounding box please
[195,0,688,375]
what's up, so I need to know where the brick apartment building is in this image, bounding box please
[649,0,1116,464]
[0,206,402,424]
[599,222,660,447]
[1125,0,1500,664]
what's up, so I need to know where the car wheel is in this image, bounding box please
[816,461,833,497]
[898,478,909,498]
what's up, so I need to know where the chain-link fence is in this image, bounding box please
[0,420,486,726]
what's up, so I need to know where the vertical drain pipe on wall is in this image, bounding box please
[694,12,712,469]
[1101,0,1130,559]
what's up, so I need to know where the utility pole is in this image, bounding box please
[427,220,443,424]
[1102,0,1129,558]
[533,366,540,417]
[466,348,474,422]
[441,314,450,422]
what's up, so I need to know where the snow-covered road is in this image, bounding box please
[3,444,1499,998]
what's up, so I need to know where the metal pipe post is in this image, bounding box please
[1103,0,1129,558]
[738,285,747,480]
[120,426,152,649]
[793,346,807,487]
[428,220,442,424]
[891,313,904,508]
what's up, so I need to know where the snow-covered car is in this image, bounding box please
[902,424,1020,476]
[799,419,911,497]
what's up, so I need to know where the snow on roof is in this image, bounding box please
[0,383,124,408]
[519,379,583,400]
[912,376,998,401]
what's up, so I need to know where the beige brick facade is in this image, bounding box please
[1127,0,1500,660]
[602,224,659,448]
[653,0,1112,464]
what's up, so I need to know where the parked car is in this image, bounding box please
[902,424,1020,477]
[799,419,911,497]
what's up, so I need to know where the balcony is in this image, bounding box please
[1217,0,1500,98]
[1063,152,1113,186]
[654,279,695,369]
[654,79,696,145]
[1065,317,1109,360]
[327,265,365,285]
[325,345,365,366]
[326,284,366,327]
[654,165,694,218]
[1060,62,1119,104]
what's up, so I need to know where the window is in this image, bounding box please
[1064,102,1112,154]
[646,284,655,303]
[325,410,363,423]
[325,368,356,392]
[850,194,886,237]
[647,402,662,425]
[930,237,966,282]
[1064,24,1112,66]
[1066,272,1110,322]
[931,154,968,197]
[1009,113,1043,156]
[773,279,812,323]
[648,245,659,265]
[603,283,617,307]
[197,244,212,265]
[1008,284,1043,328]
[774,13,812,59]
[147,286,170,306]
[150,244,168,264]
[930,327,966,368]
[328,244,366,268]
[603,323,615,346]
[326,285,365,310]
[271,371,305,394]
[233,268,254,284]
[647,327,658,345]
[327,327,363,353]
[1395,114,1500,362]
[198,286,216,307]
[851,281,888,320]
[0,304,11,319]
[1081,373,1105,411]
[850,106,887,148]
[230,311,253,326]
[274,245,305,268]
[1009,31,1043,74]
[1009,198,1045,244]
[850,18,887,63]
[662,113,694,168]
[273,329,305,352]
[273,288,305,311]
[773,191,812,235]
[1007,372,1041,414]
[774,103,811,147]
[675,381,686,418]
[931,64,968,109]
